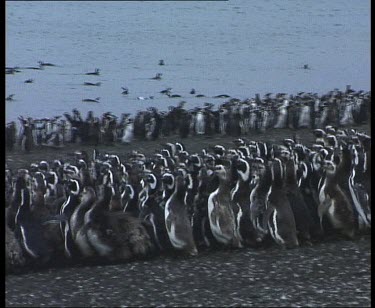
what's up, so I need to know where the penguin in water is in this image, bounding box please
[165,172,198,255]
[264,159,299,248]
[207,164,243,249]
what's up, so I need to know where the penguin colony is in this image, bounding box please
[6,126,371,274]
[6,87,370,152]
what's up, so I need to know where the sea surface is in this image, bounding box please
[5,0,371,123]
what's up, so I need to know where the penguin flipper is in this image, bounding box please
[262,204,276,229]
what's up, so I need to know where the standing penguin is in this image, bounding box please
[318,160,356,239]
[165,173,198,255]
[231,157,258,246]
[281,149,313,244]
[121,119,134,144]
[249,158,272,243]
[207,164,243,248]
[195,109,205,135]
[264,159,299,248]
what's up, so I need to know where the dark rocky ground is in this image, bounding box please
[5,125,371,307]
[5,236,371,307]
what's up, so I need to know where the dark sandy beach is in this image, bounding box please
[6,125,371,307]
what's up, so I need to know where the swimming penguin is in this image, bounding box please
[85,68,100,75]
[213,94,231,98]
[165,173,198,255]
[151,73,162,80]
[84,82,101,86]
[264,159,299,248]
[160,88,172,95]
[207,164,243,248]
[318,159,356,239]
[38,61,56,67]
[6,94,15,101]
[82,97,100,103]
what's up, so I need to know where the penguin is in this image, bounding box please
[249,158,272,243]
[60,179,81,259]
[6,224,26,274]
[195,109,205,135]
[121,183,139,216]
[14,173,56,265]
[281,149,313,244]
[274,99,289,129]
[348,144,371,230]
[165,173,198,255]
[84,170,155,261]
[190,163,218,249]
[264,159,299,248]
[207,164,243,248]
[7,170,30,231]
[318,160,356,239]
[70,186,97,244]
[231,157,258,246]
[121,119,134,144]
[140,171,172,253]
[85,68,100,75]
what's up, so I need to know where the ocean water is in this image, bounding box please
[6,0,370,123]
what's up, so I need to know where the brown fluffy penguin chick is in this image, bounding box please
[6,224,26,274]
[85,184,155,262]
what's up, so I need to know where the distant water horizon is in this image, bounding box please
[6,0,370,123]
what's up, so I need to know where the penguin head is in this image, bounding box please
[38,161,49,172]
[81,186,96,202]
[32,171,47,194]
[162,172,175,191]
[321,160,337,175]
[270,158,286,187]
[214,164,229,181]
[15,169,31,190]
[65,178,81,196]
[233,157,251,182]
